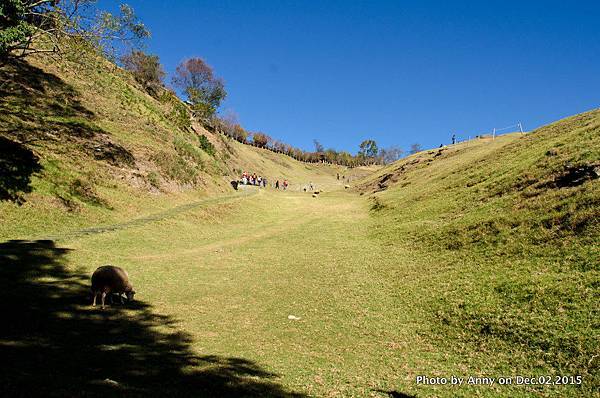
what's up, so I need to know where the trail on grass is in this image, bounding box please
[38,189,258,242]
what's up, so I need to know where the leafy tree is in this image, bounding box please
[232,124,248,143]
[252,132,270,148]
[358,139,379,159]
[324,148,337,164]
[121,50,165,89]
[338,151,353,167]
[0,1,149,60]
[409,143,422,154]
[0,0,38,57]
[172,58,226,119]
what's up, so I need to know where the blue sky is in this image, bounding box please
[101,0,600,153]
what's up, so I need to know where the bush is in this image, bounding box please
[121,50,165,95]
[198,135,215,156]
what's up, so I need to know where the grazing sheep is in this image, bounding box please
[91,265,135,308]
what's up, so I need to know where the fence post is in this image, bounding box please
[492,128,496,140]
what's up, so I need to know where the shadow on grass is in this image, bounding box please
[0,136,42,203]
[0,59,134,168]
[0,240,304,397]
[0,59,95,139]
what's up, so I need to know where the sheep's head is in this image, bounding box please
[125,284,135,301]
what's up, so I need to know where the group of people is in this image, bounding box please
[274,179,289,190]
[239,171,289,190]
[241,171,267,187]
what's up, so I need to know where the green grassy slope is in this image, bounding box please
[355,109,600,393]
[0,54,358,240]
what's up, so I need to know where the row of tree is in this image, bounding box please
[118,50,421,166]
[1,1,421,167]
[210,113,419,167]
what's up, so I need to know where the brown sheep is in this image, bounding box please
[91,265,135,308]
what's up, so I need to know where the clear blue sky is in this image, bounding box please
[101,0,600,153]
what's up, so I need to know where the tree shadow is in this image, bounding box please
[0,59,134,168]
[0,240,304,397]
[0,59,95,140]
[0,136,42,203]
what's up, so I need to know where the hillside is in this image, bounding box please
[0,54,360,240]
[355,110,600,393]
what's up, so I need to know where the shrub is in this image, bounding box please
[198,134,215,157]
[121,50,165,95]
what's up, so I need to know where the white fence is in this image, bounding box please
[454,122,525,144]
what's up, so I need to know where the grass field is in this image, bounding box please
[1,164,597,397]
[1,54,598,397]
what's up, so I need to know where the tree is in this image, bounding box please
[338,151,353,167]
[358,139,379,159]
[379,146,404,164]
[172,58,226,119]
[252,132,269,148]
[0,1,149,60]
[409,143,422,155]
[232,124,248,143]
[324,148,337,164]
[313,139,324,153]
[121,50,165,93]
[271,140,285,153]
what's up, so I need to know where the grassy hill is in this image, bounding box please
[0,52,598,397]
[0,54,360,240]
[355,111,599,394]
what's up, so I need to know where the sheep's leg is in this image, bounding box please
[101,291,107,309]
[92,291,97,306]
[120,294,124,304]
